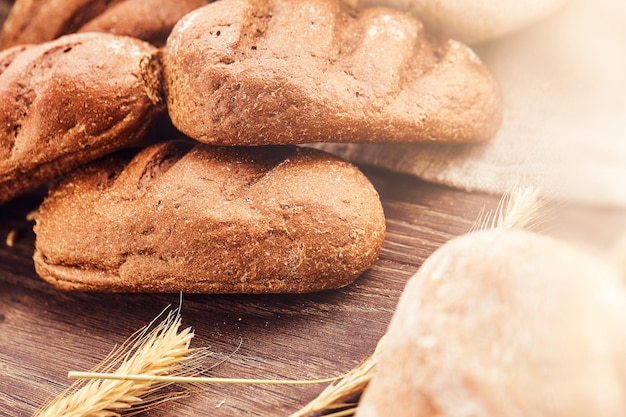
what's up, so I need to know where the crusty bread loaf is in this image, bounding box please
[163,0,502,146]
[0,0,210,48]
[33,141,386,293]
[358,230,626,417]
[0,32,164,205]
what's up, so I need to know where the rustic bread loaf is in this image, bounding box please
[0,32,164,205]
[162,0,502,146]
[33,141,386,293]
[0,0,210,48]
[358,230,626,417]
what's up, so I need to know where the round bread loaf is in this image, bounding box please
[0,0,210,48]
[33,141,386,293]
[0,32,164,205]
[358,230,626,416]
[163,0,502,146]
[357,0,569,44]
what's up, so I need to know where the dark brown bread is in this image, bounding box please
[0,32,164,205]
[163,0,502,146]
[0,0,210,48]
[33,141,386,293]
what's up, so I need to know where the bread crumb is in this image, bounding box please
[26,209,39,222]
[5,228,19,247]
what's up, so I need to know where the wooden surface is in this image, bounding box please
[2,165,625,417]
[0,166,500,417]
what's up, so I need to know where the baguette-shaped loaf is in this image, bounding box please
[0,0,211,48]
[0,32,163,205]
[163,0,502,146]
[358,230,626,416]
[33,141,386,293]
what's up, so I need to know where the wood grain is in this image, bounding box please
[5,165,603,417]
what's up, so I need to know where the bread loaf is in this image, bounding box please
[358,230,626,416]
[163,0,502,146]
[33,141,386,293]
[0,32,164,205]
[0,0,210,48]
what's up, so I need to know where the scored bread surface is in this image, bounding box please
[33,141,386,293]
[163,0,502,146]
[0,32,164,205]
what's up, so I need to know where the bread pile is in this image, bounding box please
[6,1,623,416]
[0,0,502,293]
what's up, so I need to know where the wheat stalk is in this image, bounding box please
[34,308,203,417]
[67,372,341,386]
[39,307,344,417]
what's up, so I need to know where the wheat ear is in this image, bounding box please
[34,308,203,417]
[289,336,386,417]
[472,186,543,232]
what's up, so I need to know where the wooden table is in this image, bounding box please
[2,164,623,417]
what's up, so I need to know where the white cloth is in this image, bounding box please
[316,0,626,206]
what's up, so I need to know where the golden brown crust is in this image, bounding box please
[33,141,386,293]
[0,32,164,205]
[163,0,502,146]
[0,0,210,48]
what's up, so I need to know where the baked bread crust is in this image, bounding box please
[0,32,164,205]
[0,0,210,48]
[163,0,502,146]
[33,141,386,293]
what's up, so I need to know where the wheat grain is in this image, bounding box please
[26,209,39,222]
[5,228,18,247]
